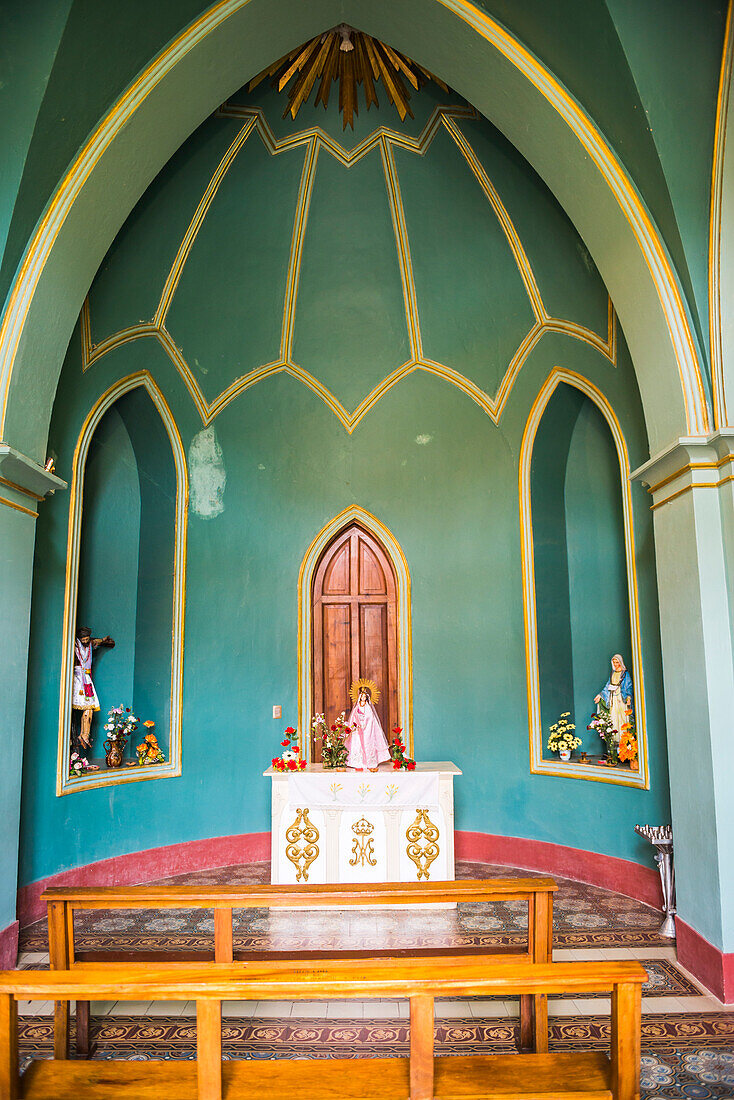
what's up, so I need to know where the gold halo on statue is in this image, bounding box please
[349,678,380,705]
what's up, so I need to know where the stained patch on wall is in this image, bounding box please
[188,426,226,519]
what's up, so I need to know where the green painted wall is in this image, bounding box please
[606,0,727,362]
[0,0,71,272]
[0,507,37,931]
[20,83,670,887]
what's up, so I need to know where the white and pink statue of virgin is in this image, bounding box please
[346,679,391,772]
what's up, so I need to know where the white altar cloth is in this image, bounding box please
[286,769,439,810]
[264,762,460,887]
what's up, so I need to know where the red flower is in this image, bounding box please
[330,725,337,732]
[285,726,296,734]
[280,739,290,747]
[392,727,403,734]
[406,761,416,771]
[287,759,297,771]
[298,760,306,770]
[393,761,400,770]
[271,758,279,766]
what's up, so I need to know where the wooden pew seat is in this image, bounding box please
[20,1052,615,1100]
[0,957,646,1100]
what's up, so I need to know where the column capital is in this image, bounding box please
[631,431,734,510]
[0,442,66,502]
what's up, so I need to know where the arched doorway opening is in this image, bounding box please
[311,524,399,760]
[298,506,412,761]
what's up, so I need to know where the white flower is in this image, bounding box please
[282,750,297,762]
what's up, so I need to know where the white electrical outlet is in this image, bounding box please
[272,705,282,719]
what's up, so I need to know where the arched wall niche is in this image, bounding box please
[0,0,711,468]
[298,506,413,760]
[57,371,188,795]
[519,367,649,789]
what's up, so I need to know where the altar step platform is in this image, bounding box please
[265,762,460,902]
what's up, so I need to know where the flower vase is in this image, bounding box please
[104,737,125,768]
[558,748,572,762]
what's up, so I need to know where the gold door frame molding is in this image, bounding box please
[518,367,649,789]
[56,371,188,795]
[298,506,413,760]
[0,0,710,449]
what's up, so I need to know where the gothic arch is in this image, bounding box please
[0,0,709,468]
[518,367,649,789]
[56,371,188,794]
[298,506,413,759]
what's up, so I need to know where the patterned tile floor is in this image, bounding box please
[16,860,734,1095]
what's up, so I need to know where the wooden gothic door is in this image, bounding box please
[312,524,399,760]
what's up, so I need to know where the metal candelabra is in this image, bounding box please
[634,824,676,938]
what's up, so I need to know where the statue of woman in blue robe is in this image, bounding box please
[594,654,633,740]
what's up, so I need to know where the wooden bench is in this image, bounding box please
[0,956,646,1100]
[43,877,556,1059]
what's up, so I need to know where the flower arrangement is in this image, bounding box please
[103,705,140,753]
[389,728,416,771]
[135,722,165,765]
[312,712,350,769]
[69,751,92,776]
[617,707,638,769]
[587,704,619,764]
[547,712,581,757]
[271,726,307,772]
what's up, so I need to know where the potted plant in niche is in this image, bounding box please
[547,712,581,762]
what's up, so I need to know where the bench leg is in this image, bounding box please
[76,999,91,1057]
[519,994,532,1051]
[0,994,19,1100]
[48,901,70,1060]
[611,982,641,1100]
[53,1002,70,1060]
[531,993,549,1053]
[214,909,233,963]
[409,994,434,1100]
[197,999,222,1100]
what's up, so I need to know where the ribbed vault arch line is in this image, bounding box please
[518,366,648,789]
[85,104,558,379]
[297,506,413,759]
[79,101,615,433]
[0,0,709,443]
[56,370,187,796]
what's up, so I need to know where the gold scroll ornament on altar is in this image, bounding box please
[406,808,440,880]
[349,815,377,868]
[285,807,320,882]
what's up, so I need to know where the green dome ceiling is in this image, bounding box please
[82,76,613,430]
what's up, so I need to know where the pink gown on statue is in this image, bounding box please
[346,701,391,770]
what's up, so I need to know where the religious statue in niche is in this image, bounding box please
[70,625,115,767]
[590,654,638,768]
[346,679,391,772]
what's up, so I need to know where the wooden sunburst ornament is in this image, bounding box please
[248,25,448,130]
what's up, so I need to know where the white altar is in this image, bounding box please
[264,762,461,885]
